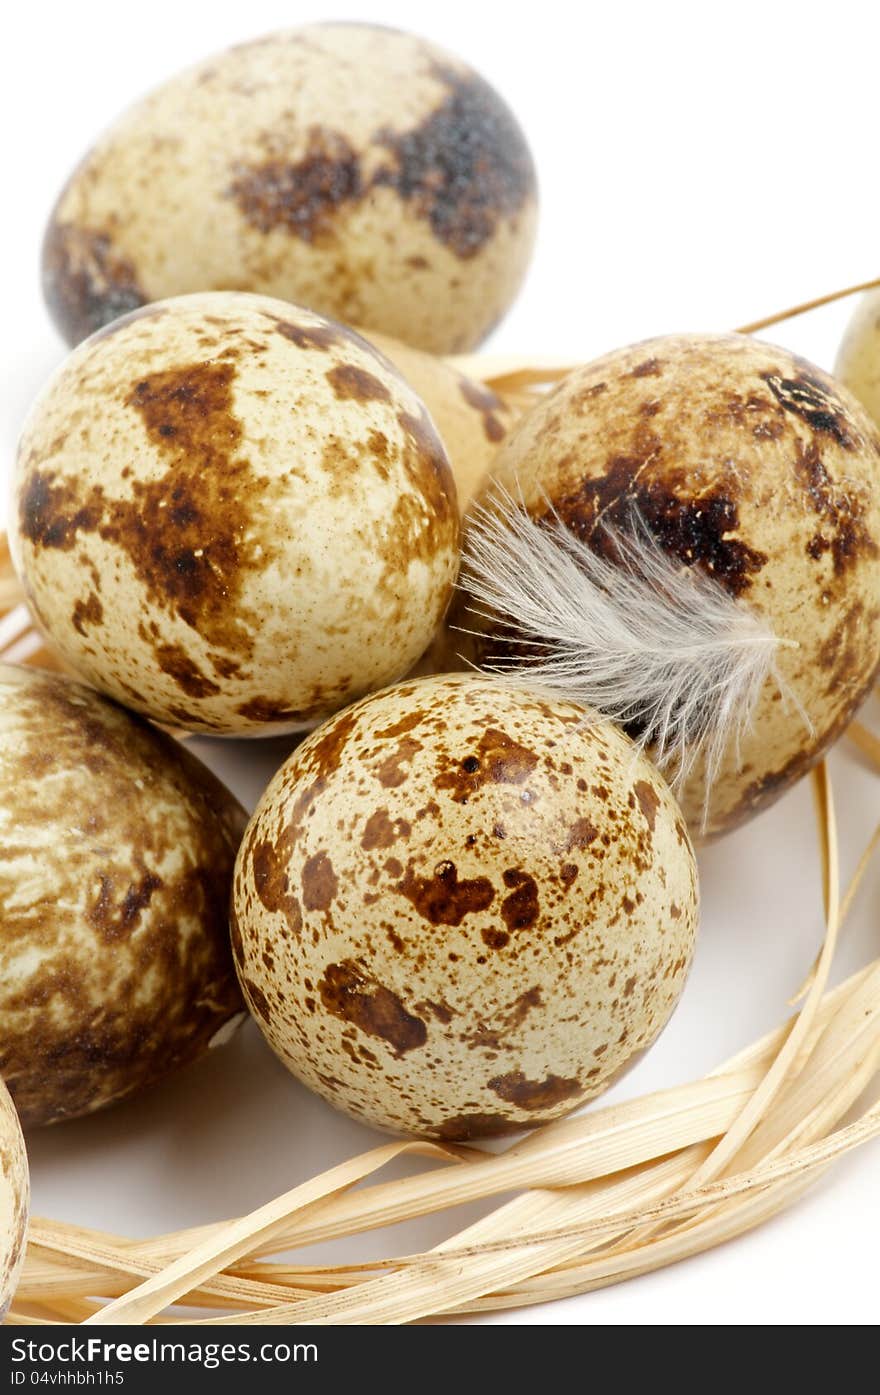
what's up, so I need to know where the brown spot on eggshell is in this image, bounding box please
[436,725,538,802]
[419,998,455,1023]
[372,65,536,259]
[398,859,495,926]
[763,370,857,449]
[427,1111,520,1140]
[301,851,338,911]
[250,839,302,930]
[326,362,392,403]
[795,440,876,576]
[500,868,539,932]
[42,221,146,346]
[19,359,264,664]
[458,376,507,443]
[817,600,880,700]
[269,315,346,352]
[19,471,101,552]
[236,697,305,723]
[376,709,425,739]
[547,450,768,599]
[462,985,543,1051]
[244,979,273,1023]
[361,808,412,850]
[227,126,363,243]
[629,357,663,378]
[375,736,423,788]
[155,642,221,699]
[564,817,599,851]
[71,591,103,635]
[300,709,361,783]
[318,959,427,1056]
[87,869,163,943]
[396,406,458,526]
[488,1069,581,1110]
[633,781,660,832]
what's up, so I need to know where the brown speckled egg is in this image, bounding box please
[42,24,538,354]
[231,674,698,1140]
[0,664,247,1126]
[0,1079,28,1316]
[11,292,459,735]
[836,291,880,428]
[460,334,880,837]
[359,329,516,512]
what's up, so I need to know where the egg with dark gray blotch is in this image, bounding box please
[0,664,247,1127]
[42,24,538,355]
[11,292,459,735]
[461,334,880,837]
[358,329,516,513]
[231,674,698,1141]
[0,1079,28,1316]
[836,290,880,429]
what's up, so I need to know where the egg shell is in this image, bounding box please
[42,24,538,355]
[11,292,460,735]
[836,290,880,428]
[355,330,515,679]
[359,329,516,512]
[0,664,247,1126]
[0,1079,28,1316]
[232,674,698,1140]
[463,333,880,836]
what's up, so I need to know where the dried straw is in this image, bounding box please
[2,486,880,1323]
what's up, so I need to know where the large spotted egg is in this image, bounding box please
[0,664,246,1126]
[0,1079,27,1316]
[461,334,880,837]
[11,292,459,735]
[42,24,538,355]
[232,675,698,1140]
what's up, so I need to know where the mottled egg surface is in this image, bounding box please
[836,290,880,428]
[43,24,538,354]
[360,329,515,512]
[465,334,880,837]
[0,1080,28,1316]
[11,292,460,735]
[0,664,246,1126]
[232,675,698,1140]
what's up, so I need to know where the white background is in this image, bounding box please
[2,0,879,1325]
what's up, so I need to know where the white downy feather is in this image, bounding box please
[460,487,803,808]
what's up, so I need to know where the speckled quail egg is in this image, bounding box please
[459,333,880,837]
[0,1079,28,1316]
[231,674,698,1140]
[836,290,880,428]
[0,663,247,1126]
[42,24,538,355]
[359,329,515,512]
[11,292,459,735]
